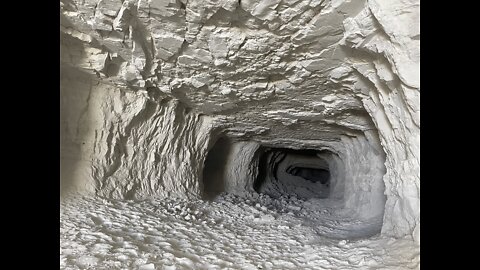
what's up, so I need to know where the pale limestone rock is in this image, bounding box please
[60,0,419,247]
[337,1,420,243]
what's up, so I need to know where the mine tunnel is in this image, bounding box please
[60,0,419,267]
[202,136,231,200]
[286,166,330,184]
[201,134,388,240]
[254,147,334,200]
[203,141,337,201]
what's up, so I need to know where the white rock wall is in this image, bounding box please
[92,97,215,199]
[332,0,420,242]
[223,141,261,195]
[61,62,216,200]
[341,135,387,220]
[202,138,260,197]
[60,0,419,242]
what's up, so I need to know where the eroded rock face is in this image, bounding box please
[60,0,419,242]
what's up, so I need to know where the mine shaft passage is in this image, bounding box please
[202,137,230,200]
[202,138,335,201]
[199,136,387,239]
[254,148,333,200]
[286,166,330,185]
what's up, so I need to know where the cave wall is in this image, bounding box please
[341,135,386,220]
[61,36,216,199]
[222,141,261,195]
[333,0,420,242]
[60,0,419,242]
[60,81,215,199]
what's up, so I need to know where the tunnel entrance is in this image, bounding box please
[202,136,230,200]
[200,137,387,240]
[286,166,330,185]
[254,147,332,200]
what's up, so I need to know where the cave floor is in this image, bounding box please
[60,194,419,269]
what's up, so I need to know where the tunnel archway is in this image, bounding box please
[200,135,387,239]
[254,148,334,200]
[286,166,330,185]
[202,136,231,200]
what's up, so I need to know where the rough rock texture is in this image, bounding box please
[61,64,216,199]
[61,194,419,269]
[215,140,261,196]
[60,0,419,245]
[336,0,420,242]
[257,149,334,199]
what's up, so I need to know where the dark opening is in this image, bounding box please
[202,137,231,200]
[253,147,270,192]
[254,147,332,199]
[286,166,330,185]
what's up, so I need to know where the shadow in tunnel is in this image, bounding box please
[202,137,231,200]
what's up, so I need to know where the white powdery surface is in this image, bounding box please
[60,194,419,270]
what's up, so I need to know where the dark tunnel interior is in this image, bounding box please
[254,147,332,199]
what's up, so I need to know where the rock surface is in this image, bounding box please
[60,0,419,250]
[61,194,419,269]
